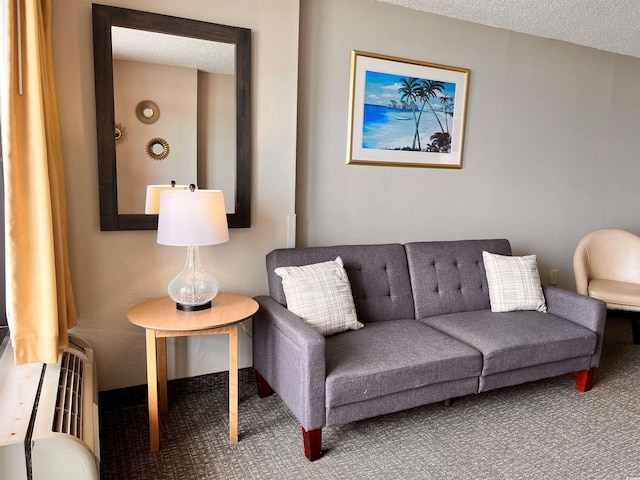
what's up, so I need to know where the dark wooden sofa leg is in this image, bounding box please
[576,367,596,392]
[302,427,322,461]
[256,372,273,398]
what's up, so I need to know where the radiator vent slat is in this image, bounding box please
[53,351,84,440]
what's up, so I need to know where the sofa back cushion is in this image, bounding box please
[266,244,415,323]
[405,239,512,319]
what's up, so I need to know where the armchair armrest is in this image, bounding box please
[573,243,590,295]
[253,295,326,431]
[543,285,607,367]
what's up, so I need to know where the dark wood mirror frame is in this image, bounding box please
[92,4,251,230]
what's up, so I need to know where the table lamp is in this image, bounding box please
[144,181,189,214]
[157,186,229,311]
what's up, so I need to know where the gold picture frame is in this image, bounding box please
[347,50,469,168]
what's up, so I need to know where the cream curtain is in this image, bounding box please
[2,0,77,364]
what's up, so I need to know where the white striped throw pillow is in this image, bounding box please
[275,257,364,336]
[482,251,547,313]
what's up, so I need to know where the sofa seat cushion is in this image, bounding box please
[324,320,482,408]
[421,311,597,376]
[588,279,640,311]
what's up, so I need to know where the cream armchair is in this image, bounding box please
[574,228,640,344]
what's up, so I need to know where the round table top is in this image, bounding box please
[127,293,259,332]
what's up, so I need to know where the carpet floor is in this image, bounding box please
[99,317,640,480]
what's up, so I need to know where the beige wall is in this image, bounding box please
[114,60,198,213]
[52,0,299,390]
[297,0,640,287]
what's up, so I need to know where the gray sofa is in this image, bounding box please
[253,239,607,461]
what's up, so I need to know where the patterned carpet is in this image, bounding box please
[99,317,640,480]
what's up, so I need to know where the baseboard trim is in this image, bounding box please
[99,367,256,412]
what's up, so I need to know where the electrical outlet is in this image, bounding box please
[550,269,559,285]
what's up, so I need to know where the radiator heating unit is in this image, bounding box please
[0,333,100,480]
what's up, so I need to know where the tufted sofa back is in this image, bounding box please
[405,239,511,319]
[266,239,512,323]
[266,244,415,323]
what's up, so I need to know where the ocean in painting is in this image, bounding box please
[362,70,456,152]
[362,104,445,151]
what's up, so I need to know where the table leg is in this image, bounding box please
[145,329,160,451]
[157,337,168,414]
[229,325,239,444]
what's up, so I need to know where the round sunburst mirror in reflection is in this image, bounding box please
[115,123,127,144]
[145,137,170,161]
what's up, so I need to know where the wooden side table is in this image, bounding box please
[127,293,258,451]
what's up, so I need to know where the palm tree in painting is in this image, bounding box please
[430,131,451,153]
[418,80,446,134]
[439,94,453,134]
[397,77,451,151]
[398,77,423,150]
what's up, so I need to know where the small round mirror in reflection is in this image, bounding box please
[136,100,160,124]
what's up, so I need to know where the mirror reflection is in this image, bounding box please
[151,143,164,155]
[92,4,251,230]
[111,27,236,215]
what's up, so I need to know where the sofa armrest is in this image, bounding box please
[543,285,607,367]
[253,295,326,431]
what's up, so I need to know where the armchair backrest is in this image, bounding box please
[573,229,640,295]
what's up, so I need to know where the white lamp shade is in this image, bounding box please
[145,184,190,214]
[157,189,229,246]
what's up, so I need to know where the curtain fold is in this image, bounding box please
[2,0,77,364]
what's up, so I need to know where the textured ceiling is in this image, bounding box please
[378,0,640,59]
[111,27,235,75]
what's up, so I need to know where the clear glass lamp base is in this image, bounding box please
[168,246,219,311]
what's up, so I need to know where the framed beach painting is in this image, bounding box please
[347,50,469,168]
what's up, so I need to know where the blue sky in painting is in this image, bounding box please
[364,70,457,108]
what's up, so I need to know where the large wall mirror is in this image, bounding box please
[92,4,251,230]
